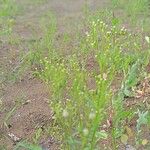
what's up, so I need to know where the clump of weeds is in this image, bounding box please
[10,2,150,149]
[31,15,150,149]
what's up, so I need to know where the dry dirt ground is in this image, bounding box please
[0,0,109,149]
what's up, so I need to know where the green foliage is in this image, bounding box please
[0,0,18,17]
[136,110,148,132]
[32,128,43,144]
[1,0,150,149]
[125,0,149,16]
[123,60,141,97]
[33,17,150,149]
[27,12,57,66]
[0,145,7,150]
[111,0,122,8]
[111,0,150,30]
[0,0,17,37]
[14,141,42,150]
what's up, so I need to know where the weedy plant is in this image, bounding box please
[15,141,42,150]
[7,1,150,149]
[32,13,150,149]
[0,0,18,37]
[0,0,19,84]
[2,0,150,149]
[0,0,18,17]
[111,0,150,31]
[26,12,57,67]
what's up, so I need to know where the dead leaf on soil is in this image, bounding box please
[125,126,134,138]
[121,134,128,145]
[135,90,144,98]
[142,139,148,146]
[103,73,107,80]
[8,133,21,142]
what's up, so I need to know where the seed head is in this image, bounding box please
[62,109,69,118]
[89,112,96,120]
[83,128,89,136]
